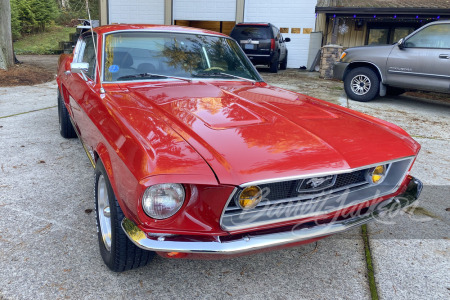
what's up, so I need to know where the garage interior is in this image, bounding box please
[174,20,236,35]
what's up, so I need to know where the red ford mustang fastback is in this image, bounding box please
[56,24,422,272]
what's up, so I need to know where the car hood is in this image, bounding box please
[343,44,396,61]
[117,81,419,185]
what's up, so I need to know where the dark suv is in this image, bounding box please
[230,23,290,73]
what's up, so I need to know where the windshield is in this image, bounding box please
[103,32,262,82]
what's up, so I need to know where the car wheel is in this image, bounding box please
[57,89,77,138]
[95,160,154,272]
[270,54,279,73]
[386,86,405,96]
[280,51,288,70]
[344,67,380,102]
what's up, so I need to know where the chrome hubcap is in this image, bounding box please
[98,175,112,251]
[351,75,371,95]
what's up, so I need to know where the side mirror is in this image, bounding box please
[398,38,405,50]
[285,37,291,42]
[71,62,89,74]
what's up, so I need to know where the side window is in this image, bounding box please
[405,24,450,49]
[274,27,281,40]
[80,36,97,79]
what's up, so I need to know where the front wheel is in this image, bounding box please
[95,160,154,272]
[344,67,380,102]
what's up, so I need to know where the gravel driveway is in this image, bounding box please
[0,61,448,300]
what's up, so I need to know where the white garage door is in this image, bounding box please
[244,0,316,68]
[108,0,165,24]
[173,0,236,21]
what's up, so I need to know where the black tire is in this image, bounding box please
[270,54,279,73]
[57,89,77,138]
[386,86,405,96]
[94,160,154,272]
[344,67,380,102]
[280,51,288,70]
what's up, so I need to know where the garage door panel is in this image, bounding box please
[174,0,236,21]
[109,0,164,24]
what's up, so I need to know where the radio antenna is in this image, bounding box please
[85,0,105,94]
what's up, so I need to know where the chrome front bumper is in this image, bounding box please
[122,176,422,255]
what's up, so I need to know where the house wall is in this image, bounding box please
[323,17,367,48]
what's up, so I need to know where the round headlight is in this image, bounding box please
[142,183,185,219]
[237,186,262,210]
[369,165,386,184]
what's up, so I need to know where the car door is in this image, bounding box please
[386,23,450,92]
[65,34,102,155]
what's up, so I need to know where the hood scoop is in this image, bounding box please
[185,98,266,130]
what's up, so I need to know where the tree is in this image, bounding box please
[0,0,14,70]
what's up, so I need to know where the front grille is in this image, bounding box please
[226,169,368,211]
[220,158,413,231]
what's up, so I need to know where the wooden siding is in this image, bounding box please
[323,18,368,48]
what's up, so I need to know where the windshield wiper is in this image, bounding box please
[193,71,257,83]
[116,73,192,82]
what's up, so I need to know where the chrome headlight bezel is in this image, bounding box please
[142,183,185,219]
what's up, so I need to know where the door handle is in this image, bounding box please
[439,54,449,59]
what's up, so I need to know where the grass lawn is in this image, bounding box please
[14,25,76,55]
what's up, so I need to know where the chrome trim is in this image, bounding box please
[221,185,393,231]
[69,117,96,168]
[387,70,450,79]
[239,156,414,187]
[101,78,250,84]
[122,177,422,255]
[246,54,271,57]
[227,181,370,212]
[240,40,260,45]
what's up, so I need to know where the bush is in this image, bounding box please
[11,0,60,37]
[10,0,21,40]
[56,0,99,25]
[11,0,99,39]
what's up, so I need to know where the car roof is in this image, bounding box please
[427,19,450,25]
[235,22,272,27]
[92,24,229,37]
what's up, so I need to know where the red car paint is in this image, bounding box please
[57,25,420,256]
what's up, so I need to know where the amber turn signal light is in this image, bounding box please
[238,186,262,210]
[370,165,386,184]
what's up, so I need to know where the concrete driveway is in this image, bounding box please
[0,68,448,299]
